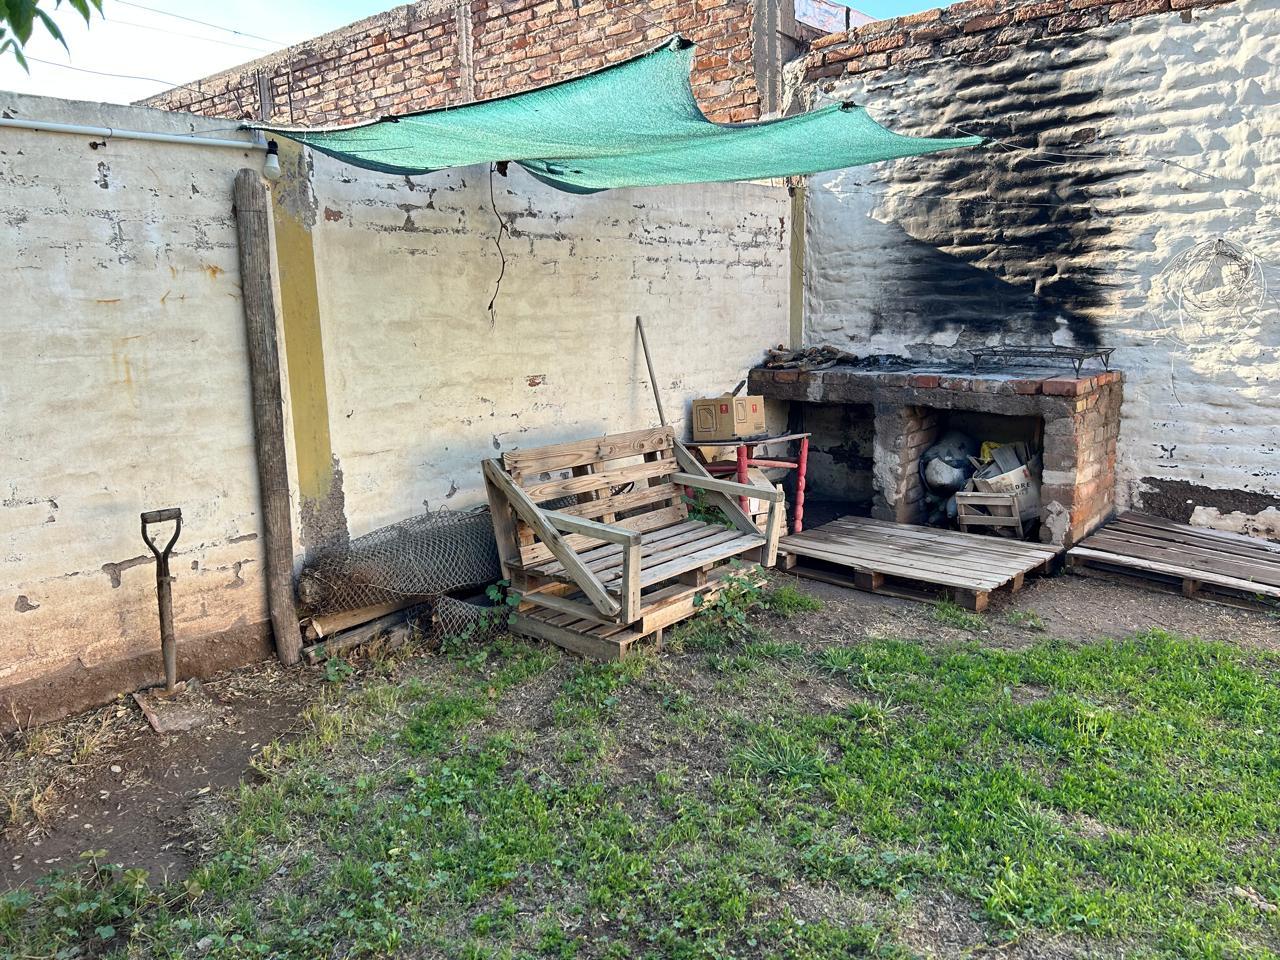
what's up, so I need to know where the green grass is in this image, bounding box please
[931,598,987,632]
[4,616,1280,959]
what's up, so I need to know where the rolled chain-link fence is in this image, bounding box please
[297,505,502,643]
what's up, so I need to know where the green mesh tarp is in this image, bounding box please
[260,37,981,193]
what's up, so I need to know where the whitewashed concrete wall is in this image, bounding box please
[1,93,790,720]
[795,0,1280,537]
[1,94,273,717]
[310,159,789,538]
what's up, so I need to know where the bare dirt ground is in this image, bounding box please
[2,664,321,888]
[2,569,1275,894]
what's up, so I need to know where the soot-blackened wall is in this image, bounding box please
[793,0,1280,537]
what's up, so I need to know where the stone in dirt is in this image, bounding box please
[132,680,227,734]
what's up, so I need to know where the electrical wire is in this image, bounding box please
[22,55,207,93]
[112,0,286,46]
[106,14,278,54]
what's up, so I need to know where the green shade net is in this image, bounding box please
[259,37,982,193]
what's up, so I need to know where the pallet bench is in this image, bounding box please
[483,426,783,658]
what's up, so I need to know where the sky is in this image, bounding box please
[0,0,940,106]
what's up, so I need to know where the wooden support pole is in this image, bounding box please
[233,168,303,666]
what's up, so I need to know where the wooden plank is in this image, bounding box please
[599,528,747,585]
[805,526,1054,570]
[483,459,621,617]
[520,506,687,568]
[780,538,1004,591]
[544,509,642,545]
[671,472,784,503]
[1106,515,1280,563]
[816,516,1058,561]
[787,527,1034,581]
[551,482,683,523]
[521,458,675,503]
[485,471,521,578]
[792,523,1053,575]
[1066,556,1277,612]
[302,598,420,640]
[788,558,991,610]
[1117,512,1280,556]
[957,493,1020,507]
[1082,530,1280,587]
[956,515,1022,528]
[672,440,766,540]
[818,516,1058,560]
[1067,547,1280,598]
[502,427,674,480]
[512,613,636,661]
[534,520,717,579]
[619,539,641,624]
[517,591,615,625]
[234,169,302,667]
[630,533,763,589]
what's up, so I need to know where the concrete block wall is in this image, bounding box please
[1,92,789,725]
[790,0,1280,537]
[140,0,764,125]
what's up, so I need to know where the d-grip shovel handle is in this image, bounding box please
[141,507,183,560]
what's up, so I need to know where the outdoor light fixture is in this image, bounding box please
[263,140,281,181]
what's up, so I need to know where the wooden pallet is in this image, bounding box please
[511,566,759,660]
[779,516,1060,611]
[1067,512,1280,610]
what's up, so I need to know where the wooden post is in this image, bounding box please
[233,168,303,666]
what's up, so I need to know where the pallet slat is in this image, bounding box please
[1067,512,1280,609]
[512,567,759,660]
[780,516,1060,610]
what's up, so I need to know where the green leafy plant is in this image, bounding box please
[682,490,731,527]
[321,653,355,684]
[692,563,767,628]
[2,0,102,70]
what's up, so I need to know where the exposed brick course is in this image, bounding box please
[143,0,761,125]
[801,0,1235,82]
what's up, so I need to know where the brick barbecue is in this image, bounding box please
[750,364,1123,548]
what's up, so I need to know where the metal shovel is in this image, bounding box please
[140,507,183,695]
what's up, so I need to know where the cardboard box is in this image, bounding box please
[691,394,767,442]
[975,464,1041,523]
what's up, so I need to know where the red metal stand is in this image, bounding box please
[700,433,811,533]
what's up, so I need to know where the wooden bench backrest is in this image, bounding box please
[499,426,688,567]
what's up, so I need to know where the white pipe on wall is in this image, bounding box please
[0,117,266,151]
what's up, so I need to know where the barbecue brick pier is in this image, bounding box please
[750,365,1124,548]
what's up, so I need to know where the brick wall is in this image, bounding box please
[801,0,1236,82]
[142,0,762,125]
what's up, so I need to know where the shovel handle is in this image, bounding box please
[141,507,182,524]
[141,507,183,561]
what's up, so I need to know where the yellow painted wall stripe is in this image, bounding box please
[270,141,334,501]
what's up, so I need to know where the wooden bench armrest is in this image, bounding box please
[672,473,784,503]
[672,441,781,567]
[543,510,642,545]
[482,460,622,618]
